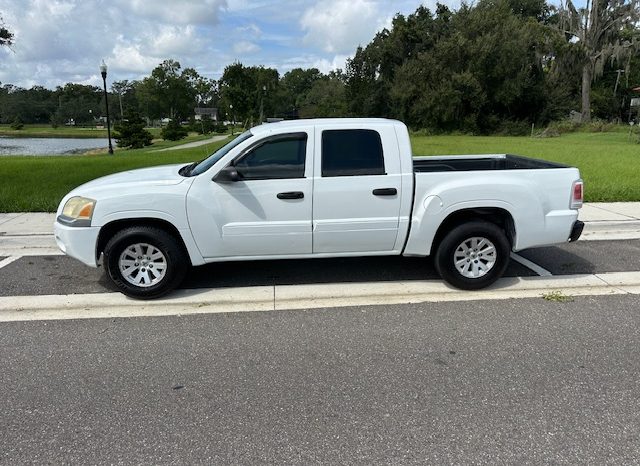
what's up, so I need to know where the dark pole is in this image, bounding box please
[100,60,114,155]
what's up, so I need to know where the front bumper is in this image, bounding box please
[54,220,101,267]
[568,220,584,242]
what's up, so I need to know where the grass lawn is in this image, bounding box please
[412,131,640,203]
[0,135,230,212]
[0,130,638,212]
[0,124,162,138]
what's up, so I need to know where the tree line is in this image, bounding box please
[1,0,639,134]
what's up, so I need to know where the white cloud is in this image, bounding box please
[115,0,227,24]
[108,41,158,73]
[146,25,201,57]
[0,0,467,88]
[282,54,350,74]
[300,0,389,54]
[233,40,260,54]
[236,23,262,37]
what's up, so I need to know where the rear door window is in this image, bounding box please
[321,129,385,177]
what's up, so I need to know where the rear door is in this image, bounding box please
[312,125,403,253]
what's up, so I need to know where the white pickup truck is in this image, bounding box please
[54,118,584,298]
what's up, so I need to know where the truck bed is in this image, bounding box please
[413,154,567,172]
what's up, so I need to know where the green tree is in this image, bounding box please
[299,72,349,117]
[218,62,279,126]
[53,83,102,125]
[111,80,138,119]
[136,60,198,121]
[193,114,216,134]
[161,119,188,141]
[114,111,153,149]
[0,84,57,124]
[347,0,557,132]
[277,68,323,115]
[10,116,23,129]
[346,5,449,117]
[556,0,640,122]
[0,14,13,47]
[183,69,217,107]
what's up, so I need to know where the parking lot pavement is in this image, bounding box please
[0,253,535,297]
[1,206,640,304]
[518,239,640,275]
[2,294,640,464]
[1,239,639,298]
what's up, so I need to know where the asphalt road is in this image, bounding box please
[1,239,640,297]
[2,294,640,464]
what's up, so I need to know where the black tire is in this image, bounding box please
[434,221,510,290]
[103,226,188,299]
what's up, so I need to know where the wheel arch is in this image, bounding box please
[96,218,195,266]
[431,207,515,255]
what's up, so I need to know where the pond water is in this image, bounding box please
[0,137,108,156]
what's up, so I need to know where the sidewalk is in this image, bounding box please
[1,203,640,257]
[153,134,229,152]
[577,202,640,240]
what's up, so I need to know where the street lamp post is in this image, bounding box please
[229,104,234,135]
[99,60,114,155]
[259,85,266,123]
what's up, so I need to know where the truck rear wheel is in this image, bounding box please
[434,221,510,290]
[104,226,188,299]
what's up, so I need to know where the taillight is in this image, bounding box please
[571,180,583,209]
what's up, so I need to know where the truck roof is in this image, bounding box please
[249,118,403,135]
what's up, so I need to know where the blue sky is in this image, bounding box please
[0,0,459,88]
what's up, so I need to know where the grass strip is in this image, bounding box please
[1,131,638,212]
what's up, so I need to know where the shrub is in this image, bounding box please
[495,120,531,136]
[547,118,618,135]
[161,119,188,141]
[114,111,153,149]
[10,117,23,130]
[50,113,62,129]
[193,115,216,135]
[587,119,615,133]
[535,127,561,138]
[546,120,581,134]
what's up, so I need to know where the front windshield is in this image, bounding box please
[189,130,254,176]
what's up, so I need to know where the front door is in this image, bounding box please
[187,131,313,258]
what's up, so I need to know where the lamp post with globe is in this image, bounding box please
[99,60,114,155]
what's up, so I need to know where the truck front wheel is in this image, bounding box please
[434,221,510,290]
[103,226,188,299]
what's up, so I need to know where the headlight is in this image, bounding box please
[58,196,96,227]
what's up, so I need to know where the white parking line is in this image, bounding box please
[510,252,552,277]
[0,256,21,270]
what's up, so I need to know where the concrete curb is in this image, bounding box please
[1,271,639,322]
[581,221,640,241]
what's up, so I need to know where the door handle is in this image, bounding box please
[277,191,304,200]
[372,188,397,196]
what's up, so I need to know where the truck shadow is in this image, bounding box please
[180,255,538,290]
[517,246,597,276]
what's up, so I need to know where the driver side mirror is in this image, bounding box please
[213,166,240,183]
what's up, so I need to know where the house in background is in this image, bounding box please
[194,107,218,121]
